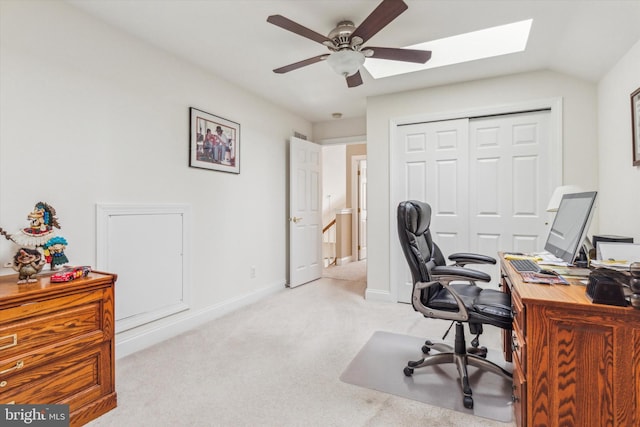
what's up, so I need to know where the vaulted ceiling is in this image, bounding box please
[67,0,640,123]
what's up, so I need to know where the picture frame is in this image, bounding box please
[189,107,240,173]
[632,87,640,167]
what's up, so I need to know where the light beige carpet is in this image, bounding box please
[322,260,366,282]
[87,273,514,427]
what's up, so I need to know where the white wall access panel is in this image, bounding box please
[96,204,190,333]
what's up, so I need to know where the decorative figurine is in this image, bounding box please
[1,202,69,282]
[0,201,61,247]
[44,236,69,270]
[12,248,46,283]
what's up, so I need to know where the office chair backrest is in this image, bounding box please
[397,200,445,303]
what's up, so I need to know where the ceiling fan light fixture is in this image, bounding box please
[326,50,365,77]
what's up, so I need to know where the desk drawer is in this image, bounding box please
[501,272,513,292]
[512,354,526,427]
[511,291,525,334]
[511,325,526,372]
[0,342,113,411]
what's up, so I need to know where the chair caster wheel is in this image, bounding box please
[468,346,487,358]
[421,345,431,354]
[403,367,414,376]
[463,396,473,409]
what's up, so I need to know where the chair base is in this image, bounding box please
[403,322,512,409]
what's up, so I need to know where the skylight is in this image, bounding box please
[363,19,533,79]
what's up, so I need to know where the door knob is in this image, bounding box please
[289,216,302,223]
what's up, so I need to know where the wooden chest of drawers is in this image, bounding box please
[0,271,117,426]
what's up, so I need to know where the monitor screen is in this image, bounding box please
[544,191,597,264]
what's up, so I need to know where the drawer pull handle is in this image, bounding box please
[0,360,24,375]
[0,380,6,387]
[0,333,17,350]
[512,334,519,351]
[511,384,520,403]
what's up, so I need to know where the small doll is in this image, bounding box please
[12,248,46,283]
[44,236,69,270]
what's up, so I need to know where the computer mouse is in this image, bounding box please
[538,269,558,276]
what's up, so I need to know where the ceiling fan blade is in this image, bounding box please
[273,54,329,74]
[267,15,333,46]
[366,46,431,63]
[351,0,408,45]
[346,71,363,88]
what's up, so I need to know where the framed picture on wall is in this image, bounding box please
[189,107,240,173]
[632,87,640,167]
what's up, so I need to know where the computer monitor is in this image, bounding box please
[544,191,597,265]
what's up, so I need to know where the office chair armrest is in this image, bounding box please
[413,266,490,322]
[413,278,470,322]
[448,252,497,266]
[431,265,491,283]
[413,266,491,322]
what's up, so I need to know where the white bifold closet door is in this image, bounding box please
[393,110,552,303]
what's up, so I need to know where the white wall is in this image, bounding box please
[321,145,347,227]
[597,39,640,242]
[0,1,311,356]
[366,70,599,301]
[313,117,366,143]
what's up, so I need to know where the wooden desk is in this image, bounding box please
[0,271,117,426]
[500,255,640,427]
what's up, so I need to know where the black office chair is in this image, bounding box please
[397,200,512,409]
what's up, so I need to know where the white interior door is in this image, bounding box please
[468,111,552,260]
[465,111,553,281]
[358,159,367,260]
[392,110,555,303]
[289,137,322,287]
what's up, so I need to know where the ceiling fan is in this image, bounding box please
[267,0,431,88]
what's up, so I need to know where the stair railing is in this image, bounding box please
[322,218,337,266]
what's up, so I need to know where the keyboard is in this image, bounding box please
[509,258,541,273]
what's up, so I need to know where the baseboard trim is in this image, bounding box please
[335,256,353,266]
[365,288,394,302]
[115,280,286,359]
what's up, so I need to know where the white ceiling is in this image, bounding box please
[66,0,640,123]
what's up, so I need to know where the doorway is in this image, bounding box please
[321,143,367,280]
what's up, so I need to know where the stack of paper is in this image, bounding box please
[534,251,569,266]
[592,242,640,270]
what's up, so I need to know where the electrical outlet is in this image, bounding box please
[250,266,256,279]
